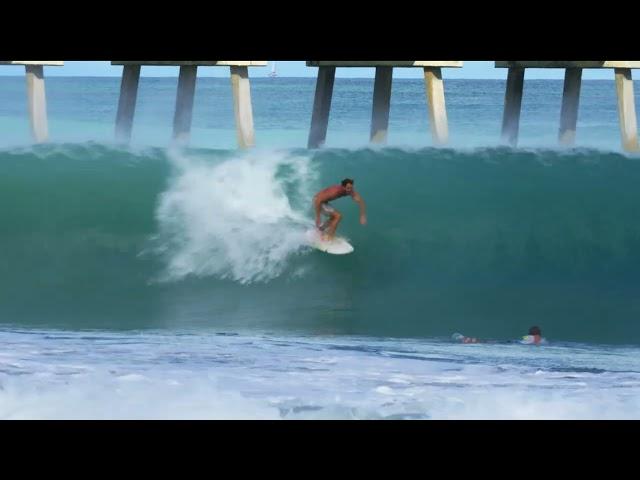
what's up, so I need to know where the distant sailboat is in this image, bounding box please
[269,61,277,78]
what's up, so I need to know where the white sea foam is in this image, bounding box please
[0,329,638,420]
[153,149,317,284]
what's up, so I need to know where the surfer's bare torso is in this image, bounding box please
[312,180,366,240]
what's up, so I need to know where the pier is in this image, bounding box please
[1,60,638,151]
[0,61,63,143]
[497,61,640,152]
[306,61,462,148]
[111,61,266,147]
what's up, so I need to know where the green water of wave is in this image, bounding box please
[1,143,639,343]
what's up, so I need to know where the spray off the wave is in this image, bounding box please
[152,149,317,283]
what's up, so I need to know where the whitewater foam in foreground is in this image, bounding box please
[1,329,638,419]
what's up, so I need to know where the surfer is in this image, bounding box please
[312,178,366,240]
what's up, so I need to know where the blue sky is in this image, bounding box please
[0,61,616,79]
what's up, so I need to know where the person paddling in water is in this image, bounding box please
[313,178,366,240]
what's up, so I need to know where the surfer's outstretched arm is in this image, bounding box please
[352,191,367,225]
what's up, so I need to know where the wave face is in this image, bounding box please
[2,143,640,344]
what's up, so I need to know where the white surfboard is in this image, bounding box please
[306,229,354,255]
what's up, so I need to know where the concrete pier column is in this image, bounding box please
[423,67,449,145]
[370,66,393,144]
[115,65,141,142]
[172,65,198,144]
[24,65,48,143]
[230,65,256,149]
[614,68,639,152]
[558,68,583,146]
[501,67,525,147]
[307,66,336,148]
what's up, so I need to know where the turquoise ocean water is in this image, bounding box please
[0,76,639,418]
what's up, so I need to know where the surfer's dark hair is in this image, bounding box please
[341,178,354,187]
[528,326,541,336]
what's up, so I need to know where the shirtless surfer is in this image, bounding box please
[312,178,366,240]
